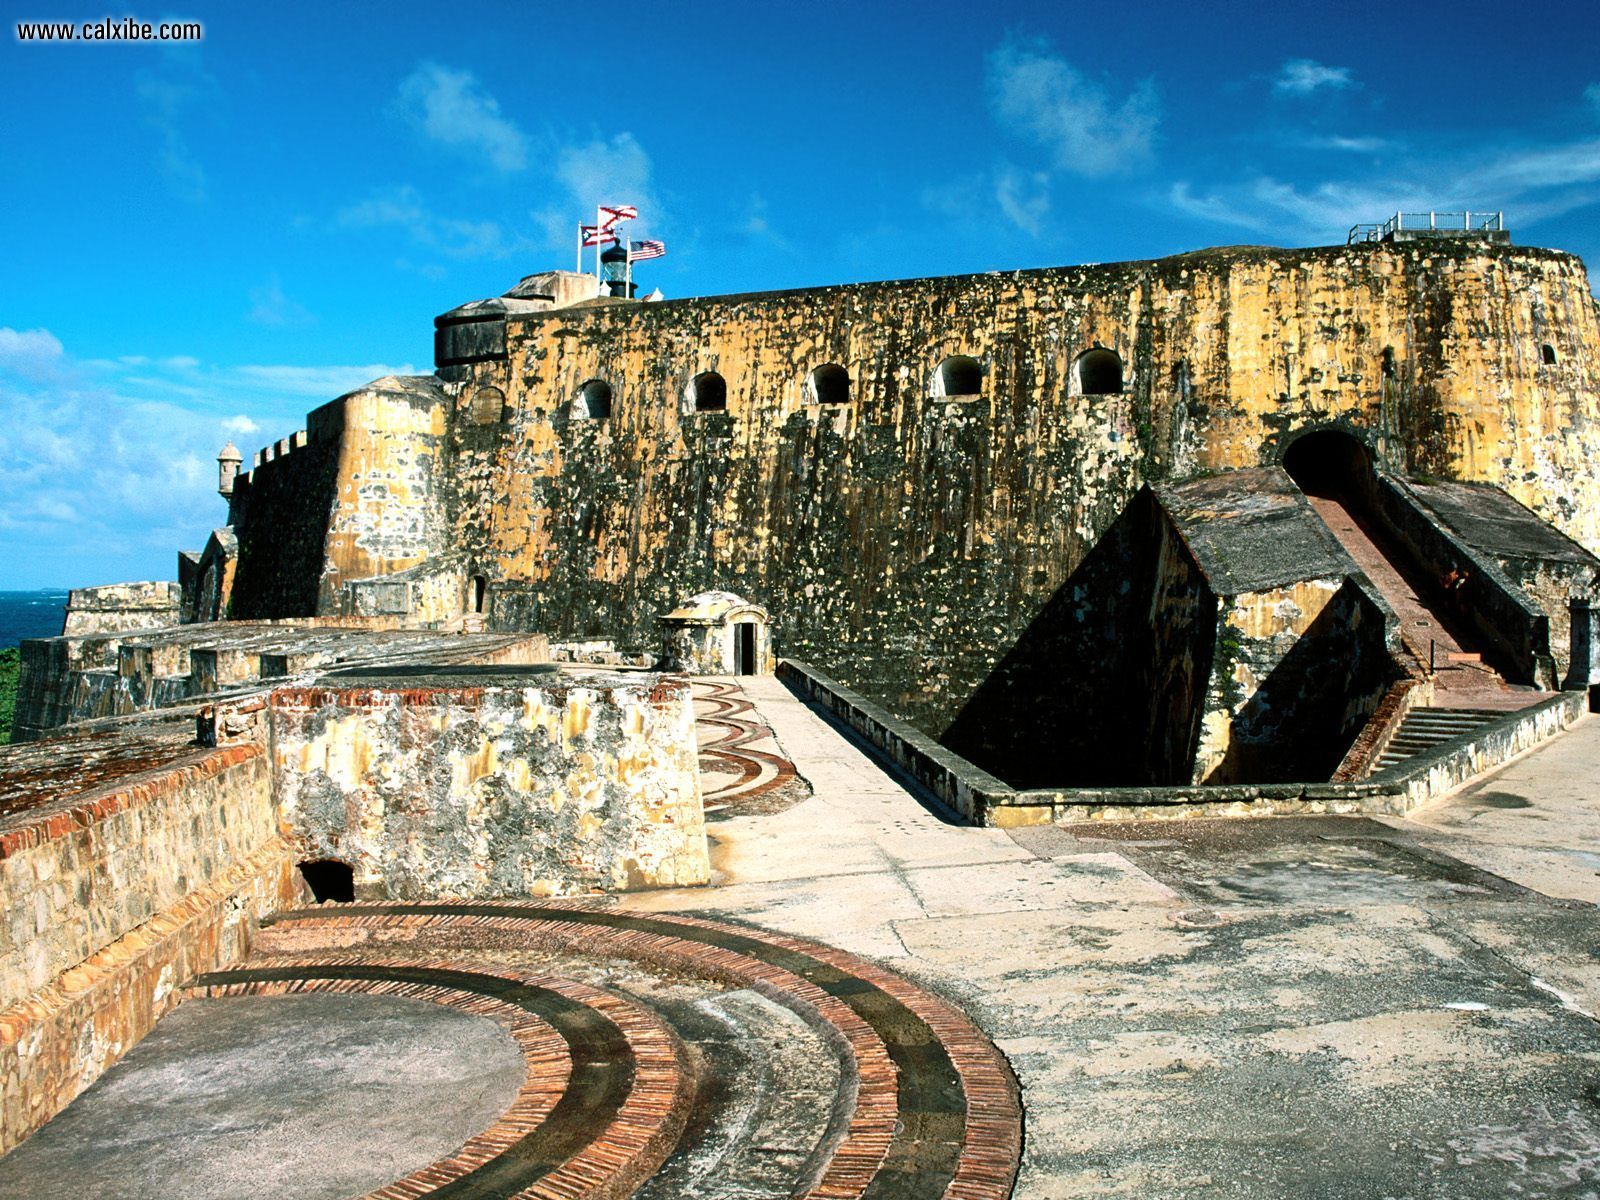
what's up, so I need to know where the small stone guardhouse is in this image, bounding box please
[659,591,772,676]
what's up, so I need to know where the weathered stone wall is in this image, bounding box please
[61,581,181,636]
[940,489,1216,787]
[0,737,297,1151]
[221,240,1600,740]
[439,241,1600,737]
[0,744,280,1009]
[267,671,708,897]
[230,378,453,620]
[227,432,340,619]
[1195,577,1397,783]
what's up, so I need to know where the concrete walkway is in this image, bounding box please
[627,678,1600,1199]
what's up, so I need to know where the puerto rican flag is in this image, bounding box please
[580,224,617,247]
[599,204,638,230]
[629,239,666,261]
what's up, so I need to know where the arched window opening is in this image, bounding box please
[935,355,983,398]
[470,575,488,614]
[298,859,354,904]
[468,386,505,425]
[808,364,850,405]
[1073,347,1123,396]
[574,379,612,419]
[1542,343,1558,366]
[688,372,727,412]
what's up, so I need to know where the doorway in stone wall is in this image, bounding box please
[735,622,756,675]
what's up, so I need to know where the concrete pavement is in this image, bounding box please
[627,677,1600,1199]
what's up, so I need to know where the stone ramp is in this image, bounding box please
[1306,492,1546,711]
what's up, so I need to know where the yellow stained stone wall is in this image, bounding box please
[267,673,709,897]
[437,241,1597,734]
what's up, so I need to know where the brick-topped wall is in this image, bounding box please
[0,745,278,1008]
[0,739,300,1152]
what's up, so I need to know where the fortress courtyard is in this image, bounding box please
[3,675,1599,1199]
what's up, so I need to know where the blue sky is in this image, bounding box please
[3,0,1599,589]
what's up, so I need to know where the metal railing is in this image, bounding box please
[1347,211,1505,244]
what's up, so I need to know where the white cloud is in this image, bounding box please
[1302,135,1391,154]
[555,132,658,219]
[986,36,1158,177]
[0,327,65,380]
[1168,123,1600,245]
[1468,139,1600,192]
[0,332,424,584]
[133,46,220,201]
[395,62,528,173]
[247,276,314,327]
[339,185,526,260]
[994,165,1051,234]
[1274,59,1355,97]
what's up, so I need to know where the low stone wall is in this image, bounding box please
[60,581,182,637]
[12,624,550,743]
[267,669,709,897]
[0,738,298,1152]
[779,659,1588,825]
[778,659,1009,822]
[1375,690,1590,809]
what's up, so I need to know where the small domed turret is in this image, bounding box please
[217,442,243,499]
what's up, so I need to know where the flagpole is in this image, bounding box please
[625,240,633,297]
[595,205,603,282]
[575,223,582,274]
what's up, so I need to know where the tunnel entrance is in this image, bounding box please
[298,860,355,904]
[1282,428,1516,693]
[1282,428,1373,500]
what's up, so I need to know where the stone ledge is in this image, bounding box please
[778,659,1586,826]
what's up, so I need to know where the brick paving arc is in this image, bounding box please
[261,903,1024,1200]
[185,957,689,1200]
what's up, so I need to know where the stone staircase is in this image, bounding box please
[1372,707,1502,773]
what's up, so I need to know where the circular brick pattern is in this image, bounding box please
[186,957,690,1200]
[256,903,1023,1200]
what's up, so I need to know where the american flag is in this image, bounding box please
[580,224,617,247]
[629,239,666,261]
[599,204,638,229]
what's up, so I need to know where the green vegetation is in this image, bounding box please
[0,647,18,744]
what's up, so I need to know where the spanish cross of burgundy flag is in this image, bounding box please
[580,224,617,247]
[599,204,638,230]
[629,239,666,261]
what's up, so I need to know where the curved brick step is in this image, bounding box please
[256,902,1023,1200]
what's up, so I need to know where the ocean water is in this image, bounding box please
[0,591,69,649]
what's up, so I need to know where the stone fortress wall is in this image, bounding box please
[2,624,709,1153]
[224,240,1600,740]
